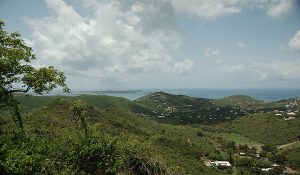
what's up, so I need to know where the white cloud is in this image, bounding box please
[215,58,224,64]
[237,42,246,47]
[289,30,300,51]
[222,60,300,80]
[204,48,220,57]
[267,0,295,18]
[169,0,241,20]
[167,0,296,21]
[173,59,194,74]
[26,0,194,85]
[23,38,34,47]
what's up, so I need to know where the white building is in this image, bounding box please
[287,112,296,116]
[285,116,295,121]
[210,160,231,167]
[240,152,246,156]
[261,168,272,172]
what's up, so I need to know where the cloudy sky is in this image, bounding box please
[1,0,300,90]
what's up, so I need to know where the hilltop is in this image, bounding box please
[212,95,263,107]
[135,92,252,124]
[14,94,152,114]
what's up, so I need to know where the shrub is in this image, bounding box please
[72,140,121,175]
[3,151,43,175]
[196,131,204,137]
[126,155,168,175]
[235,157,254,168]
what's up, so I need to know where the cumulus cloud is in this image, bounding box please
[267,0,295,18]
[26,0,194,85]
[204,48,220,57]
[289,30,300,51]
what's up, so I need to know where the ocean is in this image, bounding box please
[44,88,300,101]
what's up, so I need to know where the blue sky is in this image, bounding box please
[1,0,300,90]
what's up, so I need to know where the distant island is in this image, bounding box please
[80,90,143,94]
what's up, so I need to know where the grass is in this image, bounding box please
[213,113,300,146]
[221,133,262,147]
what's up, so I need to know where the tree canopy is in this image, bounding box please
[0,20,69,130]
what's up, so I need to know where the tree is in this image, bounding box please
[0,20,69,131]
[226,141,236,151]
[261,144,276,153]
[70,100,89,138]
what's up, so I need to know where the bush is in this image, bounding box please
[196,131,204,137]
[3,151,43,175]
[261,144,276,153]
[208,151,225,161]
[235,157,254,168]
[126,155,168,175]
[253,159,271,168]
[72,139,121,175]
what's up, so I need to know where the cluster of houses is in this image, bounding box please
[274,99,299,121]
[208,158,289,173]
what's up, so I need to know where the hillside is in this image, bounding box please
[1,93,300,174]
[212,95,263,107]
[0,98,226,175]
[212,113,300,146]
[136,91,213,110]
[14,94,151,114]
[135,92,249,124]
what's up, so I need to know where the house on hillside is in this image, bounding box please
[239,152,246,156]
[284,116,295,121]
[261,168,272,172]
[210,160,231,168]
[287,112,296,116]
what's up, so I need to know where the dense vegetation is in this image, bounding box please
[1,93,299,174]
[0,96,229,175]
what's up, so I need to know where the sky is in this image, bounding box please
[1,0,300,90]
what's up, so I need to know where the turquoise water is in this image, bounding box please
[46,88,300,101]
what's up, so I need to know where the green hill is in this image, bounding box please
[2,94,300,174]
[213,113,300,146]
[135,92,248,124]
[0,97,226,175]
[210,113,300,170]
[212,95,263,107]
[14,94,151,114]
[135,91,213,111]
